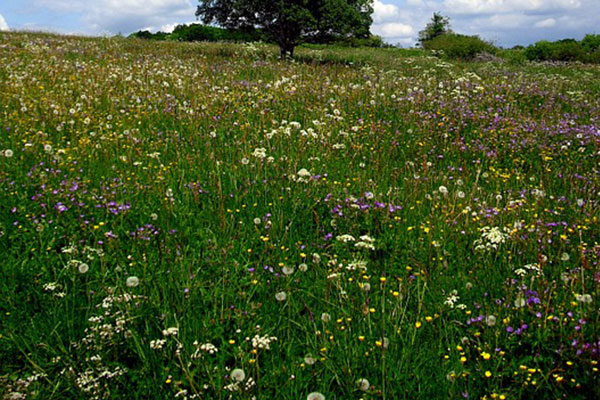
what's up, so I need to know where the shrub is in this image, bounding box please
[524,36,599,64]
[581,34,600,52]
[424,33,496,59]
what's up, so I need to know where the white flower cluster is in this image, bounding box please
[576,293,593,304]
[346,260,368,271]
[336,234,355,243]
[474,226,509,251]
[150,339,167,350]
[191,341,218,359]
[252,147,267,159]
[355,235,375,251]
[296,168,312,183]
[162,327,178,337]
[251,334,277,350]
[43,282,66,298]
[444,290,460,308]
[514,263,542,277]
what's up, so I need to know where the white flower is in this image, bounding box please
[297,168,311,178]
[150,213,158,221]
[78,263,89,274]
[126,276,139,287]
[577,199,584,207]
[251,334,277,349]
[320,313,331,323]
[253,217,261,225]
[357,378,370,391]
[162,327,179,337]
[275,291,287,301]
[485,315,496,326]
[561,252,570,261]
[150,339,166,349]
[304,354,316,365]
[231,368,246,382]
[576,294,593,304]
[44,144,53,153]
[298,263,308,272]
[438,185,448,195]
[312,253,321,264]
[307,392,325,400]
[241,157,250,165]
[252,148,267,159]
[336,234,355,243]
[514,296,526,308]
[282,266,294,276]
[4,149,14,158]
[457,191,465,198]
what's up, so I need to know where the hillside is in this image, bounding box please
[1,32,600,399]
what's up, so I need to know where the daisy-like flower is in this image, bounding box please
[307,392,325,400]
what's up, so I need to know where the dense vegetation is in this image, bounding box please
[130,24,266,43]
[524,34,600,64]
[423,33,497,60]
[130,23,385,49]
[1,32,600,400]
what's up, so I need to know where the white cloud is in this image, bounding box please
[373,22,414,37]
[373,0,399,23]
[534,18,557,28]
[0,13,9,31]
[442,0,581,15]
[33,0,195,34]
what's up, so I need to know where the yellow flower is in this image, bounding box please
[484,371,492,378]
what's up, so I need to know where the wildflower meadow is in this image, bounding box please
[1,32,600,399]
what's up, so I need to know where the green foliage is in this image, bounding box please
[525,36,600,64]
[424,33,497,60]
[129,30,170,40]
[418,12,451,47]
[129,24,264,43]
[3,31,600,400]
[195,0,374,57]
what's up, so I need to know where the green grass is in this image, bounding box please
[1,32,600,400]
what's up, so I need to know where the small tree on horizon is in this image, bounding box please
[195,0,374,59]
[418,12,451,47]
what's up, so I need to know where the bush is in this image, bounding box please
[581,34,600,52]
[423,33,496,60]
[524,36,599,64]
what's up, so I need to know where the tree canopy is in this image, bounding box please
[418,12,451,47]
[195,0,373,58]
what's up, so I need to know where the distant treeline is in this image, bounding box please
[129,23,388,48]
[522,34,600,63]
[422,33,600,64]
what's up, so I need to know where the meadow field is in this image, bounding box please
[1,32,600,399]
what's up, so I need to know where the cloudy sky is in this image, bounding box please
[0,0,598,47]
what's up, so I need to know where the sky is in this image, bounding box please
[0,0,598,47]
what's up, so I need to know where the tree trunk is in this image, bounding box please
[279,42,295,60]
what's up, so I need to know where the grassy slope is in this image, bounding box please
[1,32,600,399]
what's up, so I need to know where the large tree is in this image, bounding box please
[195,0,373,58]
